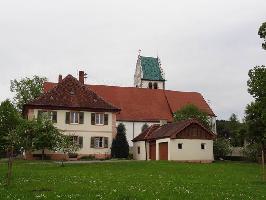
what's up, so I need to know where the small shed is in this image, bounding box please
[132,119,216,163]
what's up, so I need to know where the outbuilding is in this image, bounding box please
[132,119,216,163]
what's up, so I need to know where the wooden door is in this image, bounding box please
[159,142,168,160]
[149,141,156,160]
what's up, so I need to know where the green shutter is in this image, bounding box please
[90,137,95,148]
[79,112,84,124]
[104,114,108,125]
[91,113,95,125]
[104,137,108,148]
[78,136,83,148]
[65,112,70,124]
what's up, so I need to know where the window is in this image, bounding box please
[91,113,108,125]
[95,113,104,125]
[178,143,183,149]
[38,110,57,123]
[201,143,206,150]
[69,136,83,148]
[70,112,79,124]
[90,137,108,148]
[153,82,158,89]
[148,82,152,89]
[137,146,140,154]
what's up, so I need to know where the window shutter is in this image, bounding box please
[90,137,95,148]
[79,112,84,124]
[52,111,57,123]
[104,137,108,148]
[104,114,108,125]
[78,136,83,148]
[91,113,95,125]
[65,112,70,124]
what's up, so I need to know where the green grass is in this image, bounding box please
[0,160,266,200]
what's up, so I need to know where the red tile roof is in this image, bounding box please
[43,82,215,122]
[25,75,119,112]
[133,119,216,141]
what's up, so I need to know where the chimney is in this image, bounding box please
[160,120,167,126]
[79,71,85,84]
[58,74,62,83]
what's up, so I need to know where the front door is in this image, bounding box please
[159,142,168,160]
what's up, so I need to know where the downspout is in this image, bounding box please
[133,122,135,138]
[145,141,147,161]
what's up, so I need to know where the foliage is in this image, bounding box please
[258,22,266,50]
[213,138,232,160]
[216,114,247,147]
[0,100,21,151]
[141,123,149,132]
[33,116,62,160]
[247,65,266,101]
[173,104,210,129]
[10,76,47,111]
[1,161,266,199]
[57,134,80,166]
[111,123,129,158]
[242,143,259,162]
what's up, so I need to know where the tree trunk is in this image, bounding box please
[42,149,44,160]
[6,147,13,186]
[262,149,265,181]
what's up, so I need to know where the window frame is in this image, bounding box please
[95,113,104,125]
[137,146,140,154]
[38,110,57,123]
[70,111,79,124]
[178,143,183,150]
[201,143,206,150]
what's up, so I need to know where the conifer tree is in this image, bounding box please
[111,123,129,158]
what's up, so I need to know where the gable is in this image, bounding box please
[173,123,215,140]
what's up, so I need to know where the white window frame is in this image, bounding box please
[95,113,104,125]
[70,112,79,124]
[178,143,183,150]
[95,137,104,148]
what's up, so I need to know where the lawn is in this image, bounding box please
[0,160,265,200]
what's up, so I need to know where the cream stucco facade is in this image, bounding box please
[133,139,214,162]
[29,109,115,157]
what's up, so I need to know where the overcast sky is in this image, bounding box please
[0,0,265,120]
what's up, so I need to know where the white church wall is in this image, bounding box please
[116,121,158,146]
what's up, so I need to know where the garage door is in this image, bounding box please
[149,141,156,160]
[159,142,168,160]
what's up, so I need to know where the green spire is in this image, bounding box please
[140,56,164,81]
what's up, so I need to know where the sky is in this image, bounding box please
[0,0,265,120]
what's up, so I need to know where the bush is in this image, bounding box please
[242,143,259,162]
[213,138,232,160]
[79,155,95,161]
[68,153,78,158]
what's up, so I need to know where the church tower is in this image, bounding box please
[134,53,165,89]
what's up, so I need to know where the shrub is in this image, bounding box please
[213,138,232,160]
[79,155,95,161]
[242,143,259,162]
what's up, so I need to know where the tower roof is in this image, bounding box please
[140,56,165,81]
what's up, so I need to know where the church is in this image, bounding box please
[23,54,216,159]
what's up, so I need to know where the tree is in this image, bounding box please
[57,134,80,166]
[33,116,62,160]
[258,22,266,50]
[0,100,21,186]
[173,104,210,129]
[141,123,149,132]
[213,138,232,160]
[111,123,129,158]
[10,76,47,111]
[246,65,266,181]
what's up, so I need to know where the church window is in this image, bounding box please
[148,82,152,89]
[153,82,158,89]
